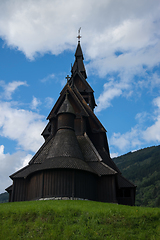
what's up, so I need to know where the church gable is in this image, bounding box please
[71,72,94,93]
[47,84,89,120]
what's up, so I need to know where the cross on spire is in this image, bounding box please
[66,75,70,82]
[77,27,81,42]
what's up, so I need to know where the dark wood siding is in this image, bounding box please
[11,170,135,205]
[12,179,26,202]
[117,188,135,206]
[11,169,96,201]
[27,172,43,200]
[74,170,97,200]
[98,175,117,203]
[43,169,73,198]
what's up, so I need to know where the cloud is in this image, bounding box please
[95,78,130,112]
[0,101,45,152]
[0,0,159,62]
[40,73,55,83]
[110,127,142,153]
[0,80,28,100]
[0,1,159,115]
[142,97,160,142]
[0,144,33,193]
[30,96,41,110]
[45,97,54,109]
[110,96,160,154]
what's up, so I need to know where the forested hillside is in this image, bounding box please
[0,192,9,203]
[113,145,160,207]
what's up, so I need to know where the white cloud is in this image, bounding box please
[110,127,142,153]
[142,97,160,142]
[0,0,159,63]
[0,80,28,99]
[96,78,130,112]
[41,73,55,83]
[110,152,118,159]
[0,101,45,152]
[45,97,54,109]
[0,144,33,193]
[0,0,159,115]
[110,96,160,154]
[30,96,41,110]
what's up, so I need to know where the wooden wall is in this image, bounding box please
[74,170,97,200]
[11,170,135,205]
[12,169,97,201]
[117,188,135,206]
[43,169,73,198]
[12,178,26,202]
[98,175,117,203]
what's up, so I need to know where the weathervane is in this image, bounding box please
[77,27,81,42]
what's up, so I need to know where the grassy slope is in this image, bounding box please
[0,200,160,240]
[113,145,160,207]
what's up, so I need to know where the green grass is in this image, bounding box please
[0,200,160,240]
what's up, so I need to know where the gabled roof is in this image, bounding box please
[5,185,12,192]
[98,148,121,173]
[47,84,89,120]
[57,93,75,115]
[117,174,136,188]
[69,70,94,93]
[77,133,117,176]
[72,41,87,79]
[47,83,106,133]
[72,85,106,132]
[10,131,117,179]
[77,133,102,162]
[10,157,96,179]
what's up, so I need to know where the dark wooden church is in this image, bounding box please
[6,37,136,205]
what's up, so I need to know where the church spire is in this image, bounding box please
[71,29,87,79]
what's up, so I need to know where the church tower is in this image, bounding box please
[6,33,136,205]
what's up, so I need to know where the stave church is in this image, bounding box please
[6,34,136,205]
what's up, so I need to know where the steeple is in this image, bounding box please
[69,33,97,111]
[71,29,87,79]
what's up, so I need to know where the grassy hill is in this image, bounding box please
[113,145,160,207]
[0,200,160,240]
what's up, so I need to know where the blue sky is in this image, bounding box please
[0,0,160,193]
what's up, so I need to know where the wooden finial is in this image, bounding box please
[77,27,81,42]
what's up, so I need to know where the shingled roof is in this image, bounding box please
[72,41,87,79]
